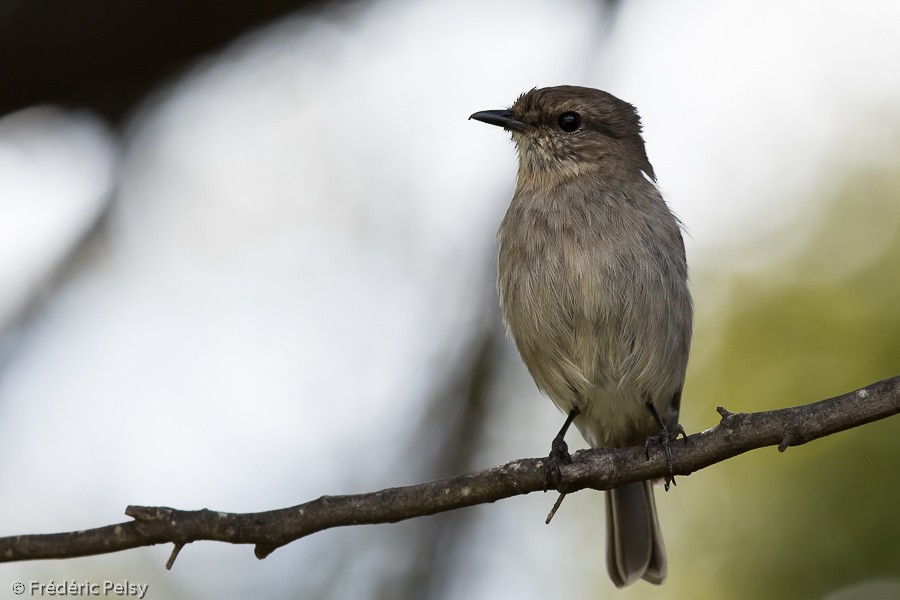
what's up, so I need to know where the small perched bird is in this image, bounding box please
[470,86,692,587]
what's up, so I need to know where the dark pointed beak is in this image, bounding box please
[469,110,530,133]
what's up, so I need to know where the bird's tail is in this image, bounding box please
[605,481,666,587]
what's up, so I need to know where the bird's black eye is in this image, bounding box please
[558,111,581,132]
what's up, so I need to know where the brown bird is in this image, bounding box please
[470,86,692,587]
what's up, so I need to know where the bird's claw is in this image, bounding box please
[544,435,573,491]
[645,423,686,491]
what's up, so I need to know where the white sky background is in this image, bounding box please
[1,1,900,598]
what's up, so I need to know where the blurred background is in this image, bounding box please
[1,1,899,598]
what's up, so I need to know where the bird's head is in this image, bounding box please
[470,86,655,185]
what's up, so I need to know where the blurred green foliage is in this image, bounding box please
[672,148,900,599]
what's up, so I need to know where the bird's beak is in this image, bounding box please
[469,110,530,133]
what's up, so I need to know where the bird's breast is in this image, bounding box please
[496,183,691,426]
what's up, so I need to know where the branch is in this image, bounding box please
[2,375,898,566]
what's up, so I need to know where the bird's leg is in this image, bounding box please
[544,407,580,491]
[644,400,686,491]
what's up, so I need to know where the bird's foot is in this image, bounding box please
[543,407,580,491]
[544,434,573,491]
[645,422,686,491]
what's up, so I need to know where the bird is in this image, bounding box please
[470,86,692,587]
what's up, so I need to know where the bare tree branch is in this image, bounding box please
[2,375,898,566]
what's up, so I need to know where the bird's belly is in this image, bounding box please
[499,249,685,448]
[572,387,657,448]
